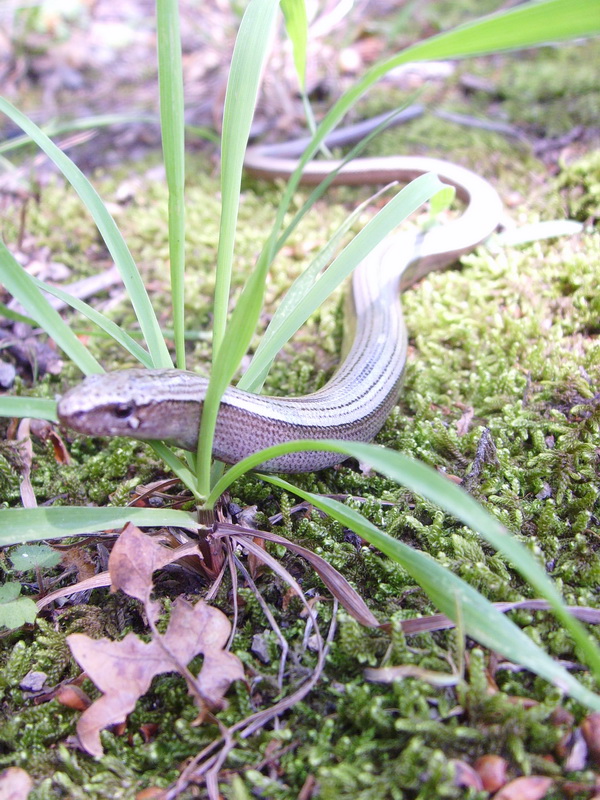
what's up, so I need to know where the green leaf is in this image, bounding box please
[0,240,103,376]
[429,185,455,217]
[30,277,153,368]
[264,472,600,711]
[206,439,600,681]
[197,0,280,496]
[211,0,281,357]
[157,0,187,369]
[0,397,58,423]
[0,303,37,326]
[0,507,200,547]
[282,0,308,90]
[10,544,61,571]
[0,113,159,156]
[0,583,21,603]
[239,173,444,390]
[0,97,171,368]
[0,582,38,630]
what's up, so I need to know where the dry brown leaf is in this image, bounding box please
[135,788,166,800]
[158,598,245,706]
[0,767,33,800]
[59,545,97,583]
[492,776,553,800]
[450,759,484,790]
[474,755,508,792]
[139,723,159,743]
[582,712,600,763]
[215,523,380,628]
[247,536,266,581]
[36,541,202,612]
[54,684,92,712]
[67,597,244,757]
[563,728,588,772]
[108,523,181,624]
[29,419,71,464]
[456,405,475,436]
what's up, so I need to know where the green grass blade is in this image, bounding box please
[0,240,102,375]
[212,0,280,358]
[157,0,186,369]
[197,0,280,498]
[272,105,422,255]
[239,174,446,391]
[197,244,273,498]
[282,0,308,90]
[0,97,172,369]
[149,442,199,496]
[0,113,158,156]
[0,303,37,326]
[238,190,378,392]
[206,439,600,678]
[0,397,58,423]
[30,278,153,368]
[263,473,600,711]
[0,507,199,547]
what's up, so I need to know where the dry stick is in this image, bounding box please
[203,555,229,602]
[233,552,289,693]
[225,540,239,652]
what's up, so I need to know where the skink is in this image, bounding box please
[57,115,503,472]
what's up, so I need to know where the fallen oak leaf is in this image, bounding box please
[68,632,169,757]
[36,541,201,611]
[108,522,184,624]
[67,597,244,757]
[450,759,484,790]
[160,597,245,711]
[581,712,600,764]
[474,755,508,792]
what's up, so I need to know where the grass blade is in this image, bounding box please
[0,113,158,156]
[212,0,280,358]
[197,0,280,497]
[0,240,102,375]
[30,278,153,368]
[157,0,187,369]
[239,173,446,391]
[0,397,58,422]
[281,0,308,90]
[0,506,199,547]
[264,473,600,711]
[206,439,600,679]
[0,97,171,368]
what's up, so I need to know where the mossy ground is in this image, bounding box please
[1,36,599,800]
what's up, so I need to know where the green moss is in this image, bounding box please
[556,150,600,224]
[494,43,600,135]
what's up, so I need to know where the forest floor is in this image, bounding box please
[1,1,599,798]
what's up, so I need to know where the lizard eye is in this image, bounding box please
[112,403,135,419]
